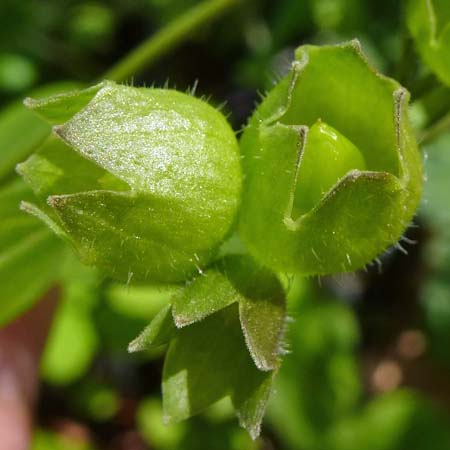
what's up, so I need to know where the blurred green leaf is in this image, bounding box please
[327,390,450,450]
[0,178,64,326]
[41,255,99,385]
[0,53,37,93]
[137,397,186,449]
[32,429,94,450]
[420,280,450,363]
[0,82,79,182]
[73,380,119,422]
[268,289,361,450]
[309,0,367,32]
[407,0,450,86]
[418,131,450,363]
[106,283,177,320]
[41,305,98,385]
[69,3,115,51]
[137,397,260,450]
[420,132,450,227]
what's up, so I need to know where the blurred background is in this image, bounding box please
[0,0,450,449]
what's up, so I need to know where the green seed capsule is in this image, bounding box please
[18,81,242,283]
[239,40,422,276]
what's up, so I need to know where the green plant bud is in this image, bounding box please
[407,0,450,86]
[239,40,422,276]
[18,81,241,283]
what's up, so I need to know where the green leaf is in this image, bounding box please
[170,267,238,327]
[171,255,286,371]
[417,132,450,363]
[268,291,361,450]
[0,179,65,325]
[162,304,275,439]
[407,0,450,86]
[32,428,95,450]
[41,300,98,385]
[20,81,242,283]
[0,82,79,182]
[128,304,176,352]
[137,398,186,449]
[106,283,178,320]
[41,256,99,385]
[239,40,422,276]
[326,390,450,450]
[420,279,450,364]
[0,83,83,325]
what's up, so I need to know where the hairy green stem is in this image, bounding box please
[104,0,239,82]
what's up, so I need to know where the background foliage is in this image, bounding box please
[1,0,450,449]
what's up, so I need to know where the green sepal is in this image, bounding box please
[129,303,276,438]
[23,82,105,125]
[171,255,286,371]
[44,189,230,284]
[129,255,286,438]
[162,304,275,440]
[0,179,65,325]
[128,304,176,352]
[239,40,422,276]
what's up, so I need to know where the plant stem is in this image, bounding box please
[104,0,239,83]
[419,109,450,145]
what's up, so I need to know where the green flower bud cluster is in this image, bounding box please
[18,40,422,281]
[16,39,423,439]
